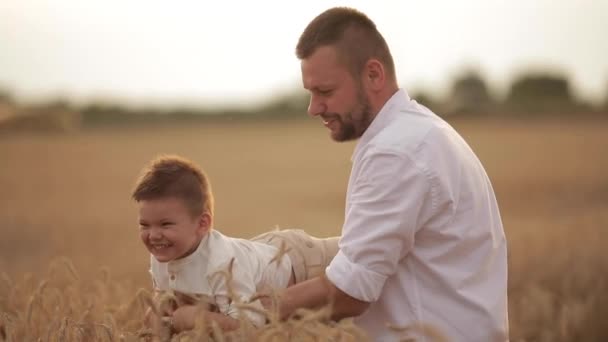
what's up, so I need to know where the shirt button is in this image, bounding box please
[306,241,314,248]
[170,274,176,281]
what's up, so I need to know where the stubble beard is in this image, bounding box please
[331,92,373,142]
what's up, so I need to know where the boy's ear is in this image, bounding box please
[197,212,212,235]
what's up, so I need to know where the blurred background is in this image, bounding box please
[1,0,607,341]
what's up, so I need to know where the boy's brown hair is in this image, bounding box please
[132,155,214,218]
[296,7,396,82]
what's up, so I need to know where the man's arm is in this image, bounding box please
[277,151,429,320]
[278,273,370,321]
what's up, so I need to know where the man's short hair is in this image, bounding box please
[296,7,396,81]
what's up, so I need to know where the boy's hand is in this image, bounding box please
[171,304,201,332]
[144,307,172,340]
[143,290,177,339]
[172,304,242,332]
[258,295,274,311]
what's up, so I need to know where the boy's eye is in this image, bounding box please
[139,224,149,230]
[161,222,174,227]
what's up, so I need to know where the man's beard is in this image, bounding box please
[330,94,373,142]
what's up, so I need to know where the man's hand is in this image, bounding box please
[277,274,370,321]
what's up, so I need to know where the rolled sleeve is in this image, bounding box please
[326,250,387,302]
[326,149,431,302]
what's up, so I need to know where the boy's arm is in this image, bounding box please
[144,289,174,339]
[207,259,267,327]
[171,304,239,332]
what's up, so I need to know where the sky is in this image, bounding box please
[1,0,607,109]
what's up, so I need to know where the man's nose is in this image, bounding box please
[307,96,326,117]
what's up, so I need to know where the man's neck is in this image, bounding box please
[370,83,399,116]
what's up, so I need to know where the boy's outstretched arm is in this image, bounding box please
[171,305,240,332]
[143,289,175,338]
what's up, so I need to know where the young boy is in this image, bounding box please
[132,154,338,334]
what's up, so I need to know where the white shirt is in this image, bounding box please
[326,89,508,341]
[150,229,292,326]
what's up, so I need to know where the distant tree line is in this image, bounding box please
[0,70,607,133]
[412,71,604,117]
[245,71,608,118]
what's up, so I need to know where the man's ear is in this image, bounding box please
[363,58,386,92]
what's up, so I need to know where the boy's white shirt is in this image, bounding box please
[149,229,292,326]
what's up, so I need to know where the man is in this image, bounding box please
[274,7,509,341]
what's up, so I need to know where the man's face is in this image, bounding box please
[138,197,208,262]
[301,46,373,142]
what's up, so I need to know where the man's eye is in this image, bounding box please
[319,89,332,96]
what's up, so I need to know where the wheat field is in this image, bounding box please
[1,117,607,341]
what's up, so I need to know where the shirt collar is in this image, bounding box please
[351,88,411,161]
[167,231,209,272]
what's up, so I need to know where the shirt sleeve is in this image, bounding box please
[326,149,431,302]
[207,259,267,327]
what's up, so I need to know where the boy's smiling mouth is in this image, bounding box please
[151,243,172,250]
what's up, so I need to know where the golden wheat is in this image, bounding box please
[1,118,607,341]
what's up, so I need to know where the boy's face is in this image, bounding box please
[137,197,210,263]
